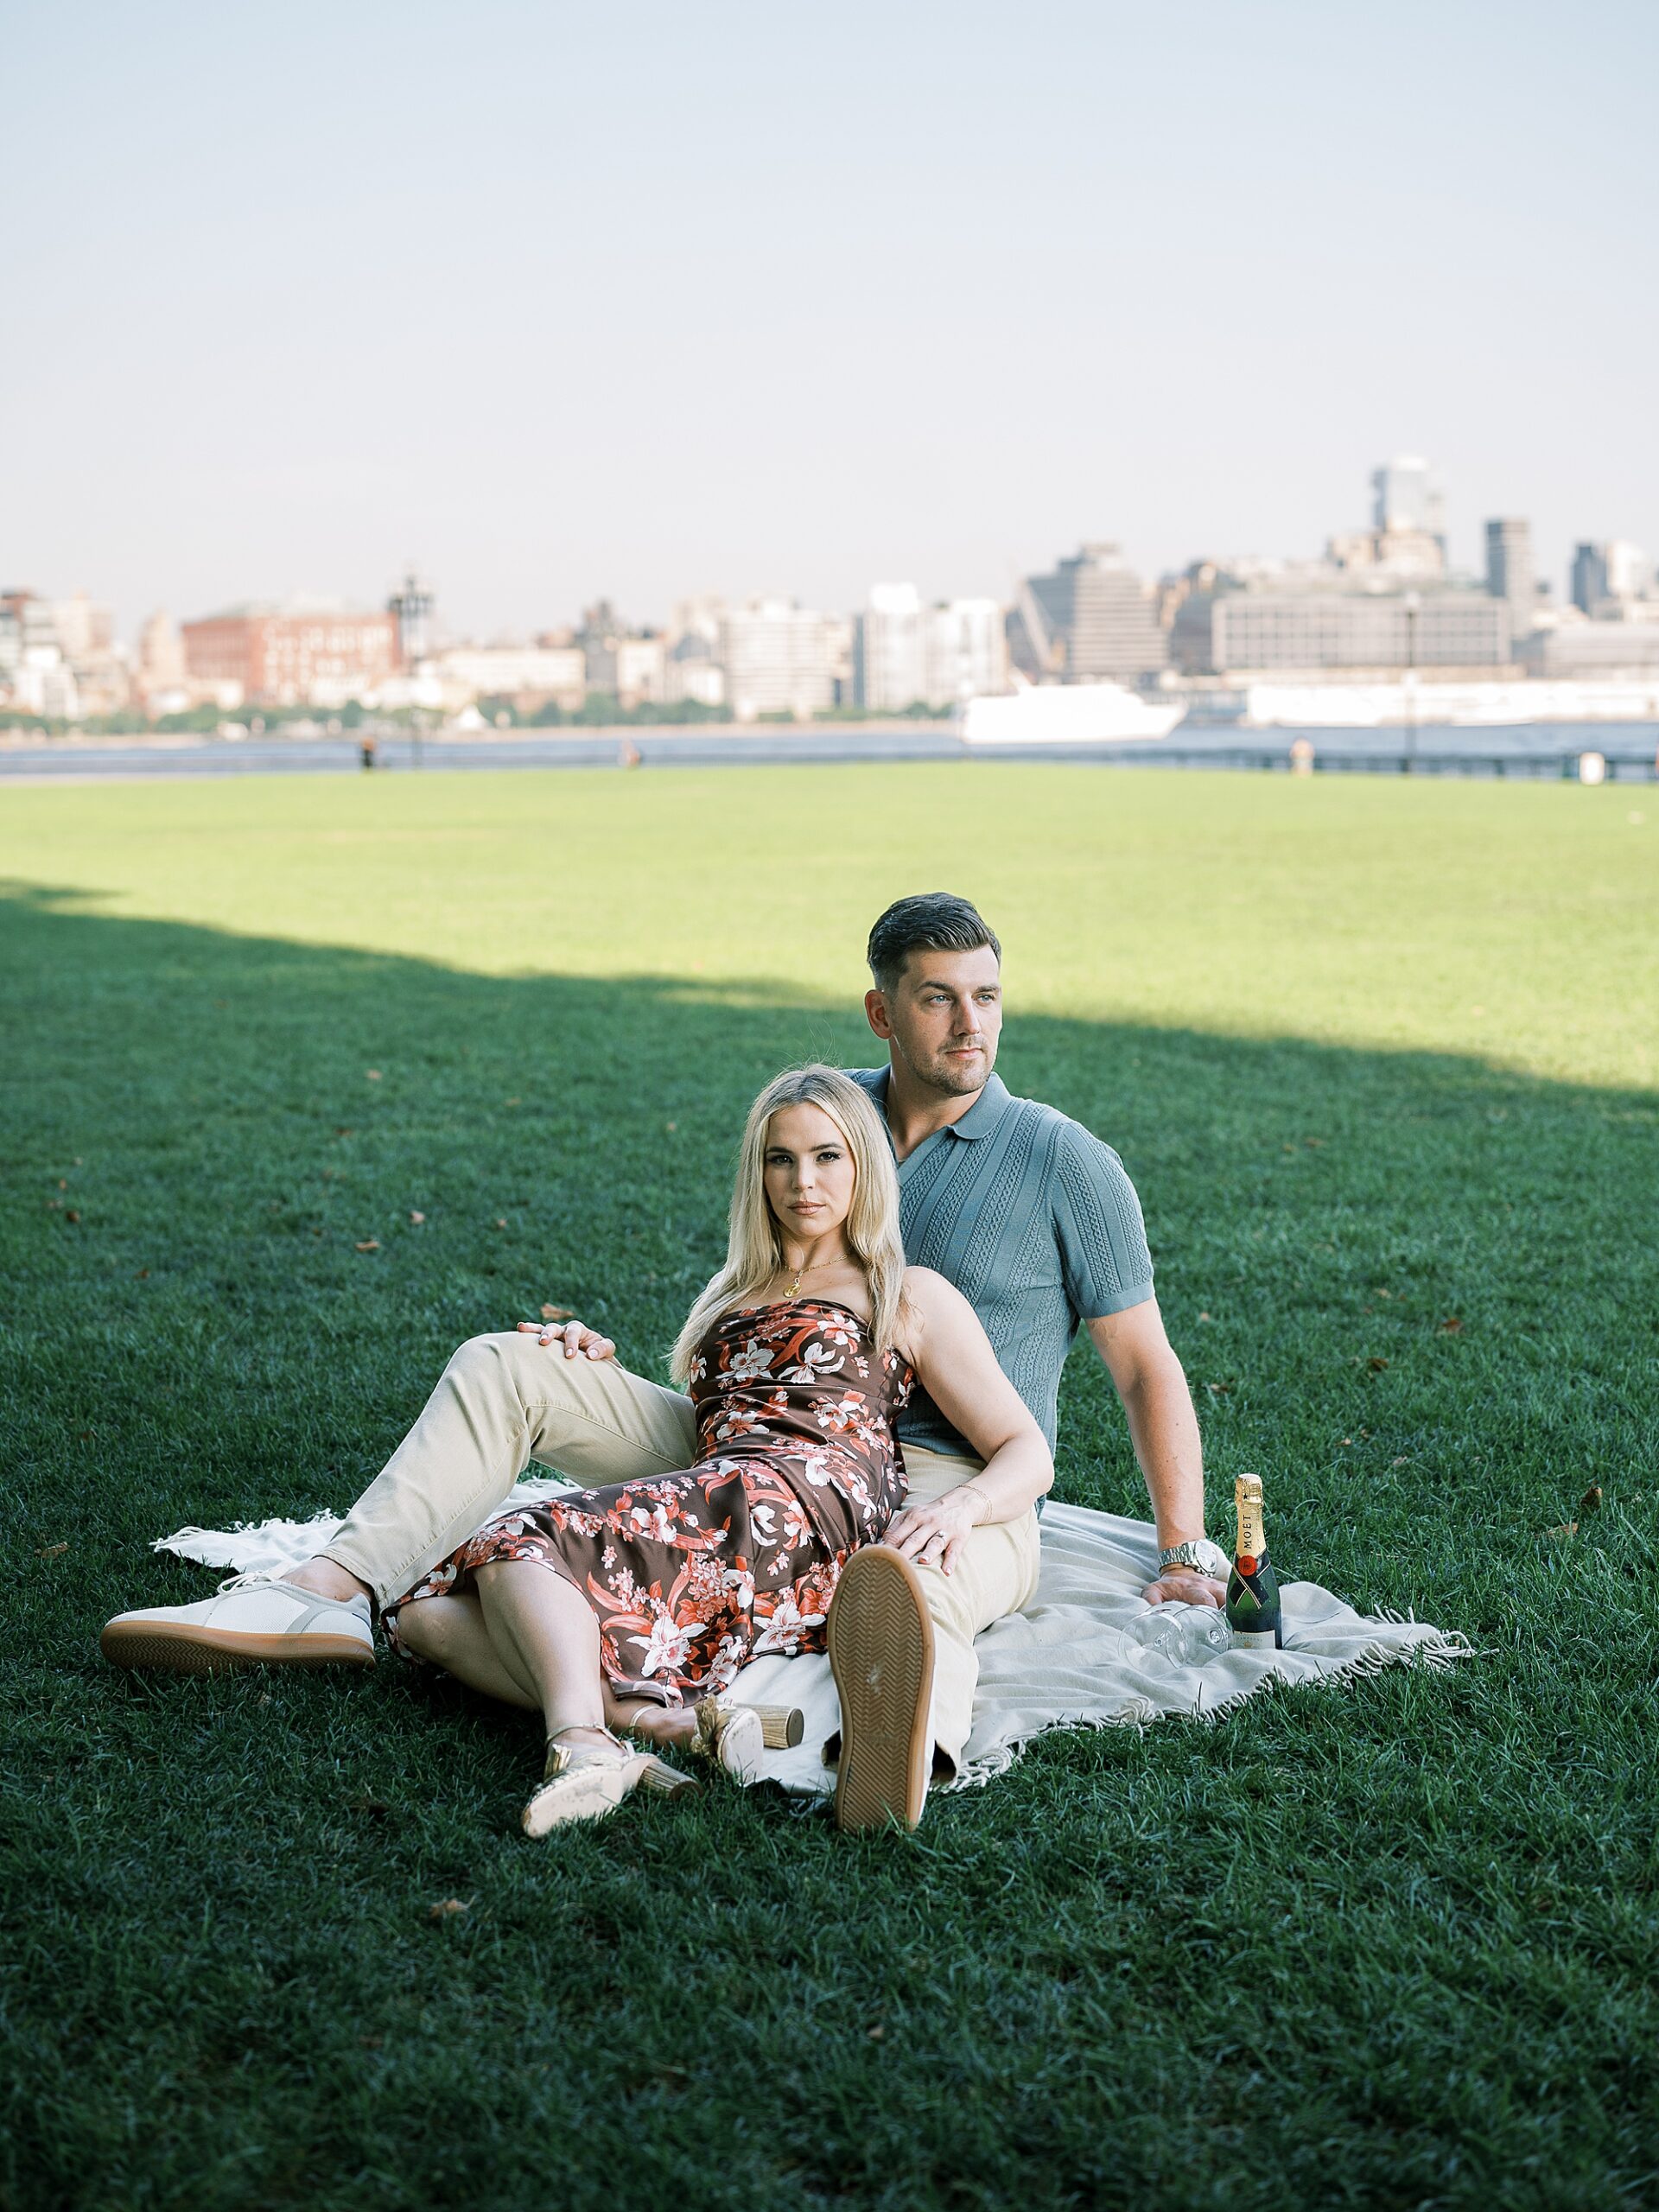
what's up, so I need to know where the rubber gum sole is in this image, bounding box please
[99,1622,375,1672]
[827,1546,935,1833]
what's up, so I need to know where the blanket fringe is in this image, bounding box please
[949,1624,1477,1792]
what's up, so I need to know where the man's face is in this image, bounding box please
[865,944,1002,1097]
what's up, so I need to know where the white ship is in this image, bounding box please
[959,681,1185,745]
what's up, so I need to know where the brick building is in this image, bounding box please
[181,601,400,704]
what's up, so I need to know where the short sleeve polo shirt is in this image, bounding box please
[848,1068,1154,1459]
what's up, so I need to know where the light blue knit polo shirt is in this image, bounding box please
[849,1067,1154,1459]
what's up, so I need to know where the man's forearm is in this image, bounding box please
[1121,1356,1207,1549]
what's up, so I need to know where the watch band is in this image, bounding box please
[1159,1538,1230,1580]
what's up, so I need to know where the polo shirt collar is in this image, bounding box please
[947,1071,1013,1138]
[872,1068,1012,1144]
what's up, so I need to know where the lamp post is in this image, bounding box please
[1402,591,1420,773]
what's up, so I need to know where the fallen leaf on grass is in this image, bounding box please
[334,1127,355,1139]
[1205,1380,1234,1397]
[504,1096,521,1108]
[1366,1357,1389,1372]
[65,1210,80,1224]
[135,1268,149,1279]
[366,1070,383,1081]
[493,1217,508,1230]
[541,1305,575,1321]
[867,2024,886,2041]
[35,1541,68,1559]
[1440,1317,1464,1334]
[1579,1484,1603,1515]
[1544,1522,1578,1542]
[665,1120,677,1132]
[409,1211,426,1225]
[1390,1456,1411,1468]
[354,1240,381,1253]
[428,1897,472,1920]
[1197,1311,1213,1323]
[1304,1137,1326,1148]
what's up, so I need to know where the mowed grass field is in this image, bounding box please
[3,764,1657,2212]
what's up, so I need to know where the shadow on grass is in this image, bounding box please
[4,884,1658,2212]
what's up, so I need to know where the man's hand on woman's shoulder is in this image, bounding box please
[517,1317,616,1361]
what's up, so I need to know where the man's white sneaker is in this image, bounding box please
[100,1575,375,1673]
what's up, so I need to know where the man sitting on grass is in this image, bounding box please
[103,892,1225,1828]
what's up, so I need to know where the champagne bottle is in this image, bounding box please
[1226,1473,1283,1650]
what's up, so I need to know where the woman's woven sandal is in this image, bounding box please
[692,1700,805,1783]
[522,1727,697,1837]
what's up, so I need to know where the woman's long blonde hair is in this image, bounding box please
[669,1065,907,1385]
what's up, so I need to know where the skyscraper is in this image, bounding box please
[855,583,925,710]
[1484,518,1535,639]
[1019,544,1166,683]
[387,575,435,664]
[1570,543,1609,614]
[1371,456,1447,551]
[1573,539,1653,611]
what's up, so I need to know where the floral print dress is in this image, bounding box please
[386,1298,912,1707]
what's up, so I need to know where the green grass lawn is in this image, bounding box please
[3,766,1656,2212]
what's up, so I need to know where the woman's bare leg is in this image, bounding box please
[472,1559,612,1749]
[607,1692,696,1750]
[394,1592,539,1709]
[401,1577,696,1751]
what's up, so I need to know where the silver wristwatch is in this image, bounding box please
[1159,1538,1230,1580]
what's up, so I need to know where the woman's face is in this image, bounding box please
[763,1102,857,1249]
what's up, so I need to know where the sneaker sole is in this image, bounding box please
[99,1621,375,1672]
[827,1546,934,1833]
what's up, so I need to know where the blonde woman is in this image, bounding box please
[382,1065,1052,1834]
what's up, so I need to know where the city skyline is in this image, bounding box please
[5,2,1657,639]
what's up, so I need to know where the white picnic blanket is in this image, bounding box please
[157,1482,1471,1796]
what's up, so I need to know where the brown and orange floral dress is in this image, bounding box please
[386,1298,912,1707]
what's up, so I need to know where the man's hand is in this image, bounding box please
[1141,1567,1226,1608]
[516,1318,616,1361]
[884,1488,984,1578]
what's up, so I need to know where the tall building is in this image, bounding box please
[137,610,187,689]
[664,596,726,708]
[924,598,1007,705]
[181,599,399,705]
[1371,455,1446,550]
[854,584,925,709]
[1018,543,1166,683]
[387,574,435,664]
[718,598,833,720]
[1605,541,1653,600]
[1484,518,1535,638]
[1570,543,1607,614]
[854,588,1009,709]
[1573,539,1653,611]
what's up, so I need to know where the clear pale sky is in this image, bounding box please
[6,1,1655,641]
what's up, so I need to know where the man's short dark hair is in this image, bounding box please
[866,893,1001,994]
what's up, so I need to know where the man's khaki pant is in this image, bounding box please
[325,1331,1042,1778]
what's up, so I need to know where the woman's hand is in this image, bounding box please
[517,1318,616,1360]
[884,1487,984,1578]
